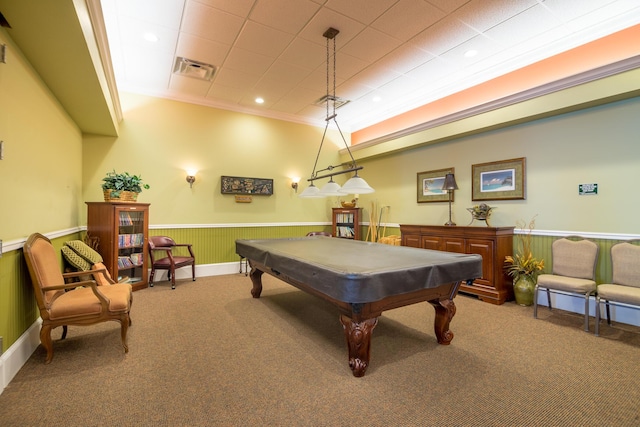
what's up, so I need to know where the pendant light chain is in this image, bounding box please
[298,27,375,197]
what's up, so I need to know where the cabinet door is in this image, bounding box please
[115,207,147,285]
[467,238,495,286]
[403,234,421,248]
[442,238,465,253]
[421,236,442,250]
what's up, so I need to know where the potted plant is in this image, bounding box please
[504,216,545,306]
[102,170,150,202]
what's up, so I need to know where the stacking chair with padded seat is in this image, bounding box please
[534,236,599,331]
[148,236,196,289]
[595,240,640,336]
[23,233,133,364]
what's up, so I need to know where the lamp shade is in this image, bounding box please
[442,173,458,190]
[319,179,343,196]
[298,183,325,198]
[338,175,374,194]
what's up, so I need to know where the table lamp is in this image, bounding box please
[442,173,458,226]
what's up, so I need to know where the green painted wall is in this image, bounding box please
[81,93,351,226]
[0,28,83,353]
[353,97,640,234]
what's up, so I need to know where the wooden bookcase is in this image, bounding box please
[400,224,514,304]
[86,202,150,291]
[332,207,362,240]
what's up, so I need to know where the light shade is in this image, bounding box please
[298,183,325,198]
[442,173,458,190]
[319,179,343,196]
[338,174,374,194]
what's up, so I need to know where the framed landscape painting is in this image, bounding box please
[472,158,525,201]
[417,168,454,203]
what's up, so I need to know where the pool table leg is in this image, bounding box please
[249,267,263,298]
[340,315,379,377]
[428,298,456,345]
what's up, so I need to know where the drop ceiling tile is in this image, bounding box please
[214,67,262,89]
[117,15,180,55]
[411,15,478,55]
[206,83,245,103]
[121,51,174,90]
[375,42,435,75]
[279,38,326,70]
[375,74,422,97]
[250,0,321,34]
[261,60,313,86]
[190,0,255,18]
[542,0,619,24]
[440,35,503,67]
[222,47,274,76]
[426,0,473,14]
[371,0,446,42]
[296,7,365,46]
[405,57,460,84]
[484,4,561,47]
[341,27,400,64]
[324,0,397,25]
[234,21,295,57]
[169,74,212,96]
[181,1,245,45]
[334,52,369,81]
[114,0,185,30]
[455,0,539,33]
[176,32,230,66]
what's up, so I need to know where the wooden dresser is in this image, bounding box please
[400,224,514,304]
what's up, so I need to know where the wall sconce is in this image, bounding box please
[186,170,197,188]
[291,177,301,193]
[442,173,459,226]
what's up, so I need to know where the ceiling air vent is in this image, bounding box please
[313,95,350,109]
[173,57,216,81]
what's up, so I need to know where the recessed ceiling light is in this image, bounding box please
[464,49,478,58]
[255,97,264,104]
[372,96,382,103]
[143,32,158,42]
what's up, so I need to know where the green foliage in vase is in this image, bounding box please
[101,170,150,197]
[505,216,544,279]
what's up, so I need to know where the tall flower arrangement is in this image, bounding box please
[505,216,544,279]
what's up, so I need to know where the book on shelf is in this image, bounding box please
[118,233,144,248]
[118,211,142,226]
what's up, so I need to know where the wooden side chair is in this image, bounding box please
[23,233,133,364]
[534,236,599,331]
[595,240,640,336]
[148,236,196,289]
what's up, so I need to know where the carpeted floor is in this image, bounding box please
[1,273,639,426]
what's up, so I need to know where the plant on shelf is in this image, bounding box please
[504,216,544,306]
[102,170,150,202]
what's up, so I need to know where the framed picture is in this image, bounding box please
[472,157,525,201]
[221,176,274,195]
[417,168,454,203]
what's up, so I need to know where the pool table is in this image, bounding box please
[236,236,483,377]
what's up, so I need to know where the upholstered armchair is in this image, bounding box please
[148,236,196,289]
[595,240,640,336]
[534,236,599,331]
[23,233,133,364]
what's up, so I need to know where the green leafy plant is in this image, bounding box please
[101,170,150,197]
[505,216,544,279]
